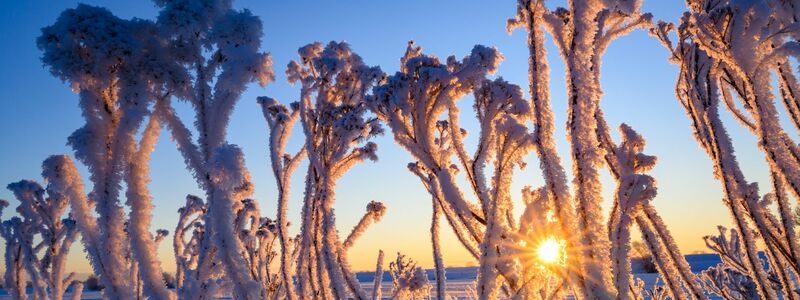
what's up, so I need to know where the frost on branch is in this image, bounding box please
[501,0,707,299]
[367,0,674,298]
[153,0,275,297]
[234,199,287,296]
[372,250,386,300]
[173,194,211,295]
[26,0,800,299]
[369,42,535,298]
[258,95,305,300]
[700,227,762,299]
[38,0,275,296]
[654,0,800,298]
[37,2,193,298]
[174,193,290,299]
[389,253,431,299]
[285,41,386,299]
[343,201,387,251]
[0,157,81,300]
[605,125,705,300]
[0,199,26,300]
[203,144,264,299]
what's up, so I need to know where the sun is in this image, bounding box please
[536,237,564,265]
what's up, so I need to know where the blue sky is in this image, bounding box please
[0,1,772,272]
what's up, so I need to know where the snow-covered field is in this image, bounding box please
[0,254,723,299]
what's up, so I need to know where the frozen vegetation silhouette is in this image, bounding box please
[0,0,798,299]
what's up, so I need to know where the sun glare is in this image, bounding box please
[536,237,563,265]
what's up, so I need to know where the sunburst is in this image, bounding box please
[535,236,566,266]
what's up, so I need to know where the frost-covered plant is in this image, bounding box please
[372,250,386,300]
[37,3,191,298]
[369,41,528,298]
[30,1,800,299]
[343,201,387,251]
[69,281,84,300]
[234,199,284,296]
[700,265,760,300]
[39,0,274,298]
[173,194,289,299]
[646,278,671,300]
[368,5,692,295]
[699,227,764,300]
[0,156,90,300]
[388,253,431,299]
[152,0,274,297]
[654,0,800,298]
[130,228,171,299]
[258,96,305,300]
[500,0,705,299]
[630,278,647,300]
[0,199,25,300]
[173,194,210,293]
[280,40,386,299]
[174,195,231,298]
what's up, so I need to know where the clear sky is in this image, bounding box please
[0,0,776,274]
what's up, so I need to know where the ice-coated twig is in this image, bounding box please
[288,41,385,299]
[430,198,447,300]
[389,253,431,299]
[0,157,82,300]
[654,1,800,297]
[258,96,305,300]
[372,250,385,300]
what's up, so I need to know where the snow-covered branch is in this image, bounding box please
[655,0,800,298]
[288,41,386,299]
[0,157,82,300]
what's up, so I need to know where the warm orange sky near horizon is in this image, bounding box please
[0,0,771,277]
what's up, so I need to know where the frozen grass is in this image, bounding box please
[0,254,727,299]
